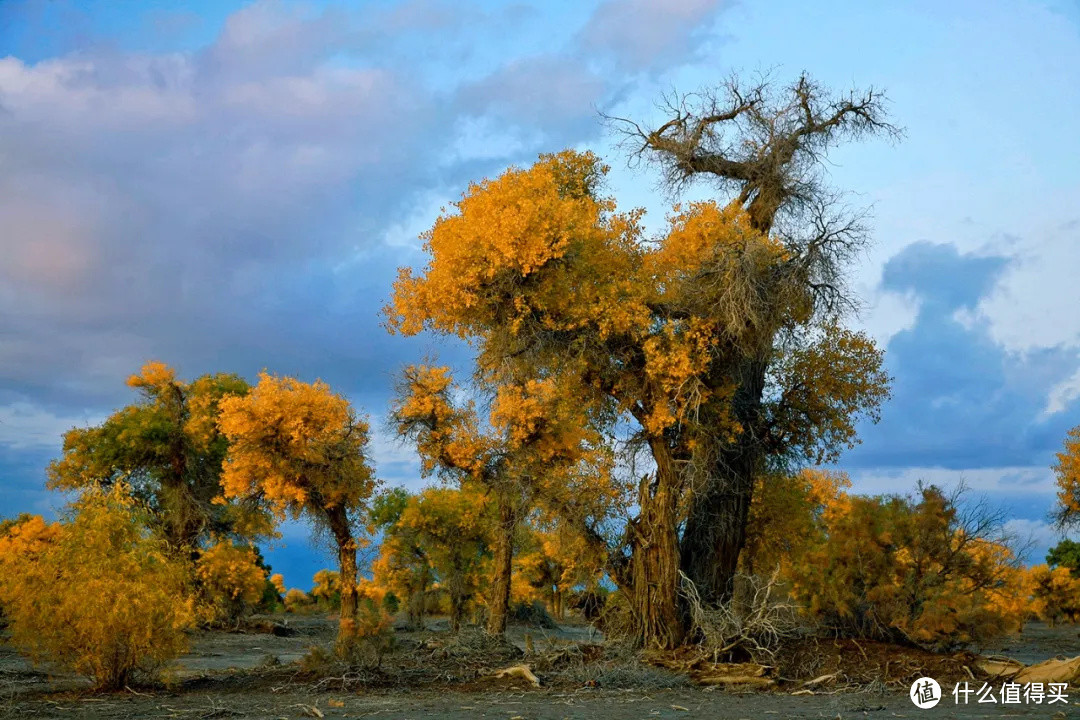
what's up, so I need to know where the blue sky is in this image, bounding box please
[1,0,1079,588]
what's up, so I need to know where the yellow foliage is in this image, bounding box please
[270,573,286,595]
[284,587,312,612]
[195,540,267,623]
[311,569,342,606]
[789,486,1027,650]
[47,361,264,550]
[1053,425,1080,527]
[219,373,377,516]
[1030,564,1080,625]
[741,468,850,575]
[0,485,196,690]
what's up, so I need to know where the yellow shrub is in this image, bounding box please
[1031,564,1080,625]
[790,486,1027,650]
[338,579,393,667]
[195,540,267,623]
[311,569,342,608]
[0,485,196,690]
[284,588,312,612]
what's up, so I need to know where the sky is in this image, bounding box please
[1,0,1079,588]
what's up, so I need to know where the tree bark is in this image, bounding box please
[486,493,516,635]
[630,440,684,649]
[327,505,358,634]
[679,360,767,605]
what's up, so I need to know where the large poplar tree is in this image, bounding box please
[387,74,893,648]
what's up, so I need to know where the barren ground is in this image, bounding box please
[1,615,1075,719]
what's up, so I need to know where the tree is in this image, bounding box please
[0,485,196,690]
[515,518,605,619]
[614,74,898,619]
[47,361,268,552]
[789,485,1027,650]
[391,365,613,634]
[311,569,343,609]
[395,487,491,631]
[387,120,890,646]
[371,487,435,628]
[1047,539,1080,577]
[1030,564,1080,626]
[217,373,379,643]
[1053,425,1080,529]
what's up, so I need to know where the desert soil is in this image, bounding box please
[1,616,1075,719]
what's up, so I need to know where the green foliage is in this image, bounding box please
[46,362,269,551]
[1047,539,1080,577]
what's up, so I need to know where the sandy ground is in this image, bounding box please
[1,616,1076,719]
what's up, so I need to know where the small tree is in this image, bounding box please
[1047,539,1080,577]
[218,373,379,644]
[48,362,268,552]
[398,487,491,631]
[0,485,196,690]
[311,569,343,609]
[391,365,613,634]
[1031,564,1080,626]
[371,488,435,628]
[790,484,1027,650]
[284,588,313,612]
[1054,426,1080,529]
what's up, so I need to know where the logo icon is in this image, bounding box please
[910,677,942,709]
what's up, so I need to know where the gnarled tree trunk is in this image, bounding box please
[629,440,684,649]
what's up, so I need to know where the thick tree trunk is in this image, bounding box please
[630,442,684,649]
[679,360,767,605]
[486,493,516,635]
[679,446,756,605]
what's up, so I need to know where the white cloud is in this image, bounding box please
[977,216,1080,354]
[1003,518,1064,563]
[847,465,1057,497]
[1043,366,1080,418]
[854,286,920,347]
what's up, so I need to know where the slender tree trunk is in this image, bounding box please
[450,590,464,632]
[412,574,429,630]
[327,506,358,634]
[486,493,515,635]
[630,440,684,649]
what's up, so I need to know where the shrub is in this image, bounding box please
[311,569,342,610]
[508,600,557,629]
[0,485,196,690]
[337,580,394,667]
[284,588,314,613]
[195,540,267,624]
